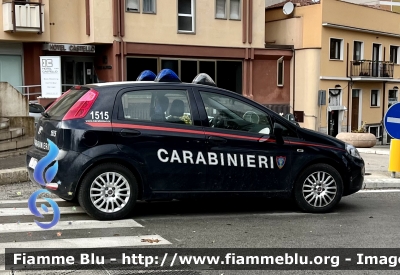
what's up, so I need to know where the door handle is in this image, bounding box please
[120,129,141,137]
[208,136,227,144]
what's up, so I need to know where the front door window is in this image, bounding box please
[198,90,292,191]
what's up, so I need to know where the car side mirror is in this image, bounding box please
[273,123,284,145]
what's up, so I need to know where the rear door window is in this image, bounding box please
[46,89,88,120]
[119,89,193,125]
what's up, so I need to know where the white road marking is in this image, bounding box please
[0,219,143,233]
[0,198,66,204]
[254,212,338,216]
[0,206,85,216]
[0,234,170,253]
[359,189,400,193]
[387,117,400,124]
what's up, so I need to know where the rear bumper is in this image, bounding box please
[26,146,91,200]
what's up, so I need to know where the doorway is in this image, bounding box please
[351,89,361,131]
[62,57,96,92]
[372,44,381,77]
[328,110,339,137]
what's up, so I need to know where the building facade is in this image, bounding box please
[266,0,400,143]
[0,0,293,113]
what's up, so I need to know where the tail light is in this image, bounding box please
[62,89,99,121]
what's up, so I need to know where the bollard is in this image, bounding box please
[389,139,400,178]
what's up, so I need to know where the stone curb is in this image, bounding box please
[364,178,400,189]
[0,167,28,185]
[357,148,390,155]
[0,148,28,159]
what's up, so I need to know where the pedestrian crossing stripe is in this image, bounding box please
[0,199,173,272]
[0,206,85,216]
[0,219,143,233]
[0,234,171,253]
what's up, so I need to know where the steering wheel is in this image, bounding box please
[243,111,260,124]
[211,114,225,128]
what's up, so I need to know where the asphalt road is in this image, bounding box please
[0,151,398,275]
[1,189,400,275]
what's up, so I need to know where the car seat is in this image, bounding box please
[151,95,169,122]
[167,99,186,124]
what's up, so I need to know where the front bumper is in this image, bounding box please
[343,156,365,196]
[26,146,91,200]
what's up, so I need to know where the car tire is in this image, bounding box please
[78,163,138,220]
[293,164,343,213]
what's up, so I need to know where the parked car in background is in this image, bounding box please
[29,101,45,126]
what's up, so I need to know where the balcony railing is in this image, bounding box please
[2,1,44,33]
[350,60,394,78]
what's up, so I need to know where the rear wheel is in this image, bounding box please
[294,164,343,213]
[78,163,138,220]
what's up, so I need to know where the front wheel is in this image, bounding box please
[294,164,343,213]
[78,163,138,220]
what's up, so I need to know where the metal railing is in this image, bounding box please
[15,84,77,101]
[350,60,394,78]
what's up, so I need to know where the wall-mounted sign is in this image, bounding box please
[43,43,95,53]
[40,56,61,98]
[97,65,112,70]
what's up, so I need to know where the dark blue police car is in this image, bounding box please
[26,69,365,220]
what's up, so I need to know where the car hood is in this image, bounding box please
[297,127,346,149]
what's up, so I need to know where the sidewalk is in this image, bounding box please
[0,145,399,189]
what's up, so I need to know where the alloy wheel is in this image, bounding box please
[302,171,337,208]
[89,172,131,213]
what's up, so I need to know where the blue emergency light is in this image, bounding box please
[136,70,157,81]
[154,69,181,83]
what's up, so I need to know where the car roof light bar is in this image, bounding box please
[154,69,181,83]
[136,70,157,81]
[192,73,217,87]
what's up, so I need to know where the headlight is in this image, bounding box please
[346,143,361,159]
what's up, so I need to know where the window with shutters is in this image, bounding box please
[277,58,284,87]
[178,0,195,33]
[143,0,156,13]
[390,45,399,64]
[215,0,241,20]
[215,0,226,19]
[330,38,343,60]
[370,90,380,107]
[126,0,139,12]
[229,0,240,20]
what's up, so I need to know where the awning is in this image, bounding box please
[328,105,347,111]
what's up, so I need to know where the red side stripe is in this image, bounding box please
[85,122,342,150]
[86,122,262,141]
[288,141,346,151]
